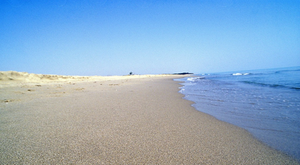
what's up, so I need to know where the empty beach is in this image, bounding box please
[0,72,298,164]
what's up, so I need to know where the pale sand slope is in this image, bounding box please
[0,73,298,164]
[0,71,170,87]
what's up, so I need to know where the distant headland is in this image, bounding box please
[173,72,193,75]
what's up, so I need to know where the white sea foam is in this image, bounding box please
[187,77,205,81]
[179,88,185,93]
[232,73,243,76]
[232,73,249,76]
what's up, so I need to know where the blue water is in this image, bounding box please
[176,66,300,161]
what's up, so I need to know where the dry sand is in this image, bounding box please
[0,71,298,164]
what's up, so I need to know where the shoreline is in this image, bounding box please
[178,72,300,162]
[0,74,298,164]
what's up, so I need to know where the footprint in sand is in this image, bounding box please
[3,99,13,103]
[1,99,20,104]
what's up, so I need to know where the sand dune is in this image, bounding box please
[0,71,91,82]
[0,71,175,88]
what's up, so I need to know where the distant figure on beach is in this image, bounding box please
[129,72,133,75]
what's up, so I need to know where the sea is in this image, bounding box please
[176,66,300,161]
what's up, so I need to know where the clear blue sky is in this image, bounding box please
[1,0,299,76]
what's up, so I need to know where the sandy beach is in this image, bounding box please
[0,71,298,164]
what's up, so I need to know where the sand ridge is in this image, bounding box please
[0,71,175,88]
[0,73,298,164]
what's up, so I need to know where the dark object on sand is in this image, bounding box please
[173,72,193,75]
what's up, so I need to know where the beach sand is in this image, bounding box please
[0,71,298,164]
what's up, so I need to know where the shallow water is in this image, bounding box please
[176,66,300,161]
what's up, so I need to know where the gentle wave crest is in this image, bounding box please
[232,73,250,76]
[242,81,300,90]
[187,77,205,82]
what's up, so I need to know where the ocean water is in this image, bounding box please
[176,66,300,161]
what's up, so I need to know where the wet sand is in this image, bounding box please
[0,73,298,164]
